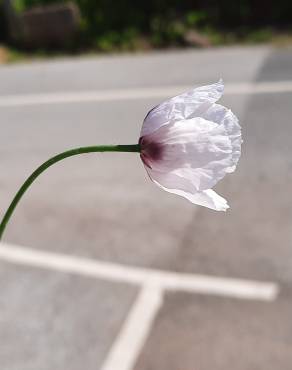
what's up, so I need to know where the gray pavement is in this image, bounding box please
[0,45,292,369]
[137,291,292,370]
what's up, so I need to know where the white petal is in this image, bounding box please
[201,103,242,172]
[187,189,229,211]
[144,117,233,191]
[141,80,224,137]
[145,168,196,194]
[145,168,228,211]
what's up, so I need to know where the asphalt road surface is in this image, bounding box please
[0,46,292,370]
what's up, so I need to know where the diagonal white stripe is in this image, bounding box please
[101,285,162,370]
[0,243,279,301]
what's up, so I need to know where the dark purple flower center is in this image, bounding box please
[139,136,163,169]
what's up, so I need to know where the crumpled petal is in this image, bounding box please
[142,116,234,191]
[201,103,242,172]
[141,80,224,137]
[145,168,229,211]
[189,189,229,211]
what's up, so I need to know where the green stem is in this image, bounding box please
[0,144,140,241]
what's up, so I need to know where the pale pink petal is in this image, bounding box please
[142,117,233,191]
[201,103,242,172]
[141,80,224,137]
[145,168,196,194]
[145,168,228,211]
[187,189,229,211]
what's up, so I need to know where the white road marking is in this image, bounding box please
[101,285,163,370]
[0,243,279,301]
[0,242,280,370]
[0,81,292,107]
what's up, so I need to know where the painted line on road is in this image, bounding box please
[0,81,292,107]
[0,243,279,301]
[101,285,163,370]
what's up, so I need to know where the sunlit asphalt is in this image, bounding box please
[0,46,292,370]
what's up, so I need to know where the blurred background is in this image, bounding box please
[1,0,292,59]
[0,1,292,370]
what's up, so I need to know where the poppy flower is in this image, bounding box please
[139,80,241,211]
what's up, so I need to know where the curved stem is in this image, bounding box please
[0,144,140,241]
